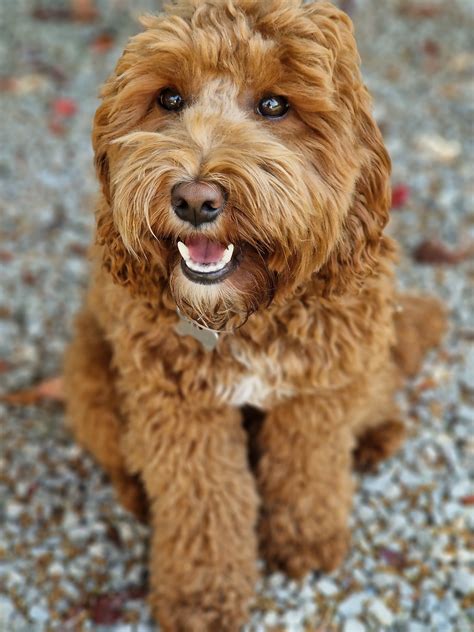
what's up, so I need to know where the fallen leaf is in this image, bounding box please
[32,1,98,22]
[391,183,410,209]
[0,359,10,374]
[399,2,445,18]
[72,0,99,22]
[69,242,88,257]
[0,250,14,262]
[0,74,49,95]
[21,271,37,286]
[48,118,66,135]
[424,38,440,57]
[412,240,474,265]
[87,585,147,625]
[90,30,116,53]
[1,376,64,405]
[460,495,474,506]
[378,547,407,569]
[52,97,77,118]
[89,594,124,625]
[416,377,438,392]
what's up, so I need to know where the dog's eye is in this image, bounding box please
[257,95,289,119]
[158,88,184,112]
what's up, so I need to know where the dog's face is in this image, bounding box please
[94,0,390,329]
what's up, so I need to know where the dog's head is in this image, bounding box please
[94,0,391,329]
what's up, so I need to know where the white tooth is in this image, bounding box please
[177,241,190,261]
[221,244,234,264]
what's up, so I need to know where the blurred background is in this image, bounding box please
[0,1,473,630]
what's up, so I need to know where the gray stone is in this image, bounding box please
[368,598,395,626]
[343,619,366,632]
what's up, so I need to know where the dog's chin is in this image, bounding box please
[168,243,276,332]
[179,250,240,286]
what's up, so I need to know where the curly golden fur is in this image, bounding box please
[64,1,446,629]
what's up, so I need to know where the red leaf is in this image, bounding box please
[378,547,407,569]
[460,495,474,506]
[412,240,474,265]
[424,38,440,57]
[90,31,116,53]
[0,250,13,263]
[89,594,124,625]
[52,97,77,118]
[1,376,64,406]
[0,359,10,374]
[391,184,410,209]
[87,586,147,624]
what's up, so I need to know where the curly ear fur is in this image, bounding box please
[310,3,395,294]
[318,102,396,296]
[95,198,166,296]
[93,58,171,296]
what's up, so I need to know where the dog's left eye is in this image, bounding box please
[158,88,184,112]
[257,95,289,119]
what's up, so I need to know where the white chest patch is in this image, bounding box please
[216,375,274,408]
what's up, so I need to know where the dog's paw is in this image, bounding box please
[151,585,252,632]
[354,419,406,472]
[112,472,148,522]
[259,516,350,578]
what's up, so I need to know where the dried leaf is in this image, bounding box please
[0,250,14,262]
[460,495,474,506]
[89,594,124,625]
[424,38,440,57]
[378,547,407,569]
[48,118,66,135]
[87,586,147,624]
[0,359,10,374]
[416,378,438,392]
[90,31,116,53]
[52,97,77,118]
[0,74,49,95]
[399,3,445,18]
[391,184,410,209]
[1,376,64,405]
[32,1,98,22]
[413,240,474,265]
[72,0,99,22]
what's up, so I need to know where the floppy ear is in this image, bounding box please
[305,2,395,295]
[92,71,168,296]
[318,94,395,295]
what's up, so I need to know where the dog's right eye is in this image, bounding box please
[158,88,184,112]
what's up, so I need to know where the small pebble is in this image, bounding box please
[368,598,394,626]
[343,618,366,632]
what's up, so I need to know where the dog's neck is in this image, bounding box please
[175,308,220,351]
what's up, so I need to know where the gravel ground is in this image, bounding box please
[0,0,473,630]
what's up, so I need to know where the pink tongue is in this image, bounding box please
[185,236,226,264]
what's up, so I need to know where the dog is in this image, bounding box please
[64,1,446,629]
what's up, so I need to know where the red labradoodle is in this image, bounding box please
[64,1,446,629]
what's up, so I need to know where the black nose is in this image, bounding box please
[171,181,225,227]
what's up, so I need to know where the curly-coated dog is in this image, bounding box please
[64,1,446,629]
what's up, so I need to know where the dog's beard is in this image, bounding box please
[169,246,276,331]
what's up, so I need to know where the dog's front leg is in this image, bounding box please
[257,395,353,578]
[133,402,259,632]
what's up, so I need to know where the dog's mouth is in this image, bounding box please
[177,236,239,284]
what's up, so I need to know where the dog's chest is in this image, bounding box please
[214,344,295,409]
